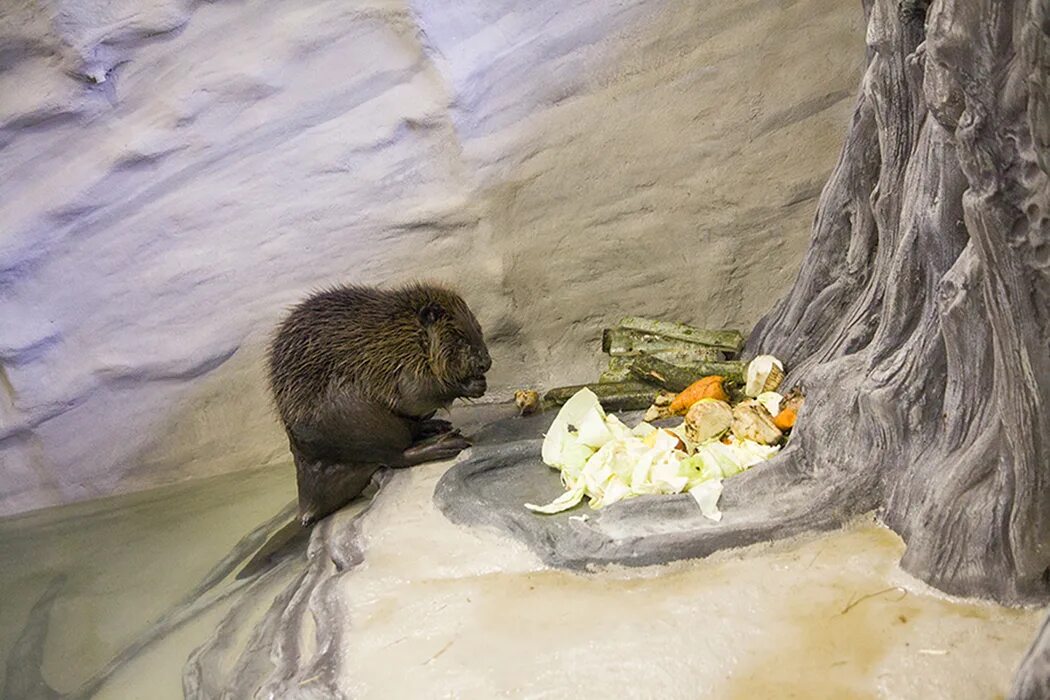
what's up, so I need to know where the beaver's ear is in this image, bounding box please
[419,303,446,326]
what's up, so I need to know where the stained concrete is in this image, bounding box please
[345,460,1044,699]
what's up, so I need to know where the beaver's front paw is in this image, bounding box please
[413,418,455,440]
[402,430,472,465]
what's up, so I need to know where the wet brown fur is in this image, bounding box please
[268,282,490,525]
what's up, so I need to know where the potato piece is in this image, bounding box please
[731,399,783,445]
[684,398,734,444]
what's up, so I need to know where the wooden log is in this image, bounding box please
[654,348,726,367]
[543,381,661,412]
[628,354,746,391]
[602,350,725,383]
[601,328,724,361]
[616,316,745,354]
[598,356,634,383]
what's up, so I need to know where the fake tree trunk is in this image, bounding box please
[746,0,1050,604]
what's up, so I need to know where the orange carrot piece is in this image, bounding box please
[669,375,728,415]
[773,407,797,430]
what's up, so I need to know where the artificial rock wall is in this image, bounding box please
[0,0,864,515]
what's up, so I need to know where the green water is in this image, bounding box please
[0,462,297,699]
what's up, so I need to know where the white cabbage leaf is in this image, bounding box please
[531,389,780,520]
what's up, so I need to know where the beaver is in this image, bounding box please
[268,282,491,526]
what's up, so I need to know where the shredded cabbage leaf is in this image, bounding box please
[525,388,781,520]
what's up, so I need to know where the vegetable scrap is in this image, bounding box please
[518,317,805,521]
[668,375,728,415]
[683,398,733,444]
[515,389,541,416]
[745,354,784,397]
[773,407,797,430]
[523,386,781,520]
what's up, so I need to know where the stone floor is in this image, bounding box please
[0,404,1045,699]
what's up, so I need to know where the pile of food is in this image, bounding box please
[521,317,804,521]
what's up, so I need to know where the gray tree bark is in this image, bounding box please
[436,0,1050,609]
[747,0,1049,604]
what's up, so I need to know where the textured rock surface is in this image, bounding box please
[0,0,865,515]
[1011,613,1050,700]
[438,0,1050,608]
[436,431,854,571]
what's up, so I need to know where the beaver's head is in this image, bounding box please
[418,289,491,399]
